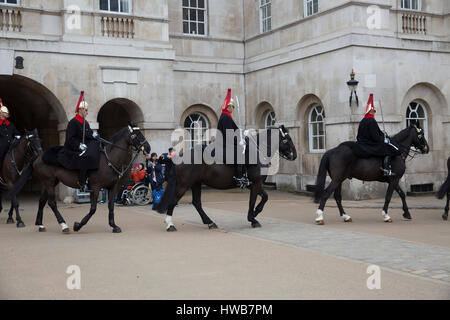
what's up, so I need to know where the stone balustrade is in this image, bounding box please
[100,15,135,39]
[402,12,427,35]
[0,6,22,32]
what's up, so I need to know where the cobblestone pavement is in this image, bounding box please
[134,204,450,286]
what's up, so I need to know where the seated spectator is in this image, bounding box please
[115,163,146,204]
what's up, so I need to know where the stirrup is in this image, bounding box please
[380,167,396,177]
[234,176,251,188]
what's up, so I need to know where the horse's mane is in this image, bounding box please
[110,127,129,143]
[392,126,411,143]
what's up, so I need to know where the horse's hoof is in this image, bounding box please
[16,221,25,228]
[167,225,177,232]
[344,218,352,223]
[384,218,393,223]
[442,214,448,221]
[73,222,81,232]
[38,226,46,232]
[315,220,325,225]
[403,212,412,220]
[6,218,14,224]
[251,221,261,228]
[62,227,70,234]
[112,227,122,233]
[208,223,218,229]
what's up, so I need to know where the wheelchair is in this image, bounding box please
[118,182,152,206]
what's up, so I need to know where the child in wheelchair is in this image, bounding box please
[116,163,147,205]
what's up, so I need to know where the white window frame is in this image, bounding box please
[259,0,272,33]
[184,112,210,148]
[406,101,428,141]
[0,0,20,6]
[99,0,132,14]
[401,0,421,11]
[308,105,326,153]
[182,0,208,36]
[264,111,276,129]
[304,0,319,17]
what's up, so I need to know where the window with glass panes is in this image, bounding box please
[260,0,271,33]
[0,0,19,4]
[309,105,326,152]
[184,113,210,147]
[182,0,207,36]
[304,0,319,17]
[401,0,421,10]
[265,111,276,129]
[100,0,131,13]
[406,101,428,140]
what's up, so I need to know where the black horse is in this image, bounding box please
[9,126,150,233]
[437,156,449,221]
[157,125,297,231]
[0,129,42,227]
[314,122,429,224]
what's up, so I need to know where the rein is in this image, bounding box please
[99,135,147,179]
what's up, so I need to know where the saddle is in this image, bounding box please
[341,141,370,158]
[42,146,64,167]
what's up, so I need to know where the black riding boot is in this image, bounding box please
[78,169,92,192]
[233,165,251,188]
[381,156,396,177]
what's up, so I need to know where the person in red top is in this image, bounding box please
[130,163,146,183]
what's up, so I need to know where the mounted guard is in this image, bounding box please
[356,93,401,176]
[217,88,250,188]
[0,98,21,169]
[57,91,100,192]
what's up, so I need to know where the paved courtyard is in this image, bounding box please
[0,190,449,299]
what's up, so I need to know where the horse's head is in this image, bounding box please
[278,125,297,161]
[409,121,429,154]
[24,129,43,157]
[127,125,151,155]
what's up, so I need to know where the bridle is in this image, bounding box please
[247,126,293,164]
[100,126,149,179]
[9,133,42,177]
[397,126,427,161]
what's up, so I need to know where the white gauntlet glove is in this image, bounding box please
[93,131,99,138]
[79,143,87,151]
[239,139,246,146]
[384,137,390,144]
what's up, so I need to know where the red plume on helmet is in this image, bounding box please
[221,88,231,111]
[75,91,84,113]
[365,93,375,115]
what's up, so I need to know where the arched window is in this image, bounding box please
[184,112,210,147]
[406,101,428,139]
[265,111,276,129]
[309,105,326,152]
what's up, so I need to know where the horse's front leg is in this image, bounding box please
[381,181,397,223]
[74,189,100,233]
[253,186,268,220]
[443,192,449,221]
[6,202,14,224]
[10,193,25,228]
[395,185,411,220]
[35,189,48,232]
[107,186,122,233]
[247,184,261,228]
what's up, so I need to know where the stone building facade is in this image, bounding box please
[0,0,449,199]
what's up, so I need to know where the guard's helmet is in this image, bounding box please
[227,98,235,108]
[0,99,9,115]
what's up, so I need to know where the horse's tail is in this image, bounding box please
[7,158,36,200]
[437,175,449,199]
[156,164,178,214]
[314,151,330,203]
